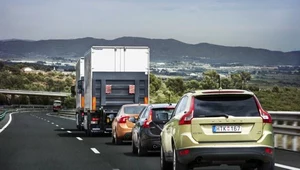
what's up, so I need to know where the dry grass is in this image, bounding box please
[276,134,300,151]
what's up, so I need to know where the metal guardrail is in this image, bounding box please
[269,111,300,152]
[4,105,53,109]
[0,110,7,121]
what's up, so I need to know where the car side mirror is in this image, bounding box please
[107,114,115,120]
[128,117,136,123]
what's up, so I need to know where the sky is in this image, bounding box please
[0,0,299,52]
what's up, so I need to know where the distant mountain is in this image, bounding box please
[0,37,299,65]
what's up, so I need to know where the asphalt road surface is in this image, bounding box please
[0,111,299,170]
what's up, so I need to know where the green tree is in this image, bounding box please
[221,78,231,89]
[230,73,242,88]
[165,77,185,96]
[201,70,220,89]
[185,80,201,91]
[64,96,76,108]
[240,71,251,89]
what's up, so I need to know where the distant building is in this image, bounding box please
[22,67,34,72]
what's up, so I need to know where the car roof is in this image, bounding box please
[149,103,177,109]
[122,103,148,107]
[190,89,255,96]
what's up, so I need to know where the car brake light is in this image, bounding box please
[179,149,190,156]
[118,116,130,123]
[81,112,84,116]
[254,96,272,124]
[265,147,273,154]
[91,117,99,121]
[143,110,153,128]
[179,97,195,125]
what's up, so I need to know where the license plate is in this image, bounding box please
[106,128,112,131]
[213,125,242,133]
[92,128,100,131]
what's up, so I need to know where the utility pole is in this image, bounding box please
[218,74,222,89]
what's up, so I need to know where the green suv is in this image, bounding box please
[160,89,274,170]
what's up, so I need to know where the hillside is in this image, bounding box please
[0,37,299,65]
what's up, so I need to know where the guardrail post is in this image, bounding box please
[282,121,288,149]
[292,121,298,151]
[273,120,278,148]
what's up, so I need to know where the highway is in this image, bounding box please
[0,111,299,170]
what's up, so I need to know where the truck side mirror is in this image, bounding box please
[77,80,84,94]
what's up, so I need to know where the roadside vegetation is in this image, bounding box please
[0,62,299,111]
[149,71,300,111]
[0,62,75,108]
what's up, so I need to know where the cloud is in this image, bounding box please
[0,0,299,51]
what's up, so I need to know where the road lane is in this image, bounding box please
[1,111,299,170]
[42,112,300,170]
[0,112,113,170]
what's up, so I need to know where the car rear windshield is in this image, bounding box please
[152,108,175,121]
[194,94,260,117]
[124,106,146,114]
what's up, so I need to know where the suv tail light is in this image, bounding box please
[179,97,195,125]
[254,96,272,124]
[91,117,99,121]
[91,117,99,124]
[118,116,130,123]
[143,110,153,128]
[261,110,272,124]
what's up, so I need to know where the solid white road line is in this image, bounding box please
[91,148,100,154]
[76,137,83,141]
[0,112,19,133]
[67,131,72,133]
[275,163,300,170]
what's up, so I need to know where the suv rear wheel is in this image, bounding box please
[257,160,275,170]
[173,147,189,170]
[160,146,172,170]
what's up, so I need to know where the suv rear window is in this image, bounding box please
[124,106,146,114]
[152,108,175,121]
[194,94,260,117]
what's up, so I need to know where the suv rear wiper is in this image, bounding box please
[199,114,231,118]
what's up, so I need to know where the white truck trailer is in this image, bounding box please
[81,46,150,136]
[75,57,85,130]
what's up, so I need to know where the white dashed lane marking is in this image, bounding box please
[67,131,72,133]
[61,128,64,130]
[91,148,100,154]
[76,137,83,141]
[275,163,300,170]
